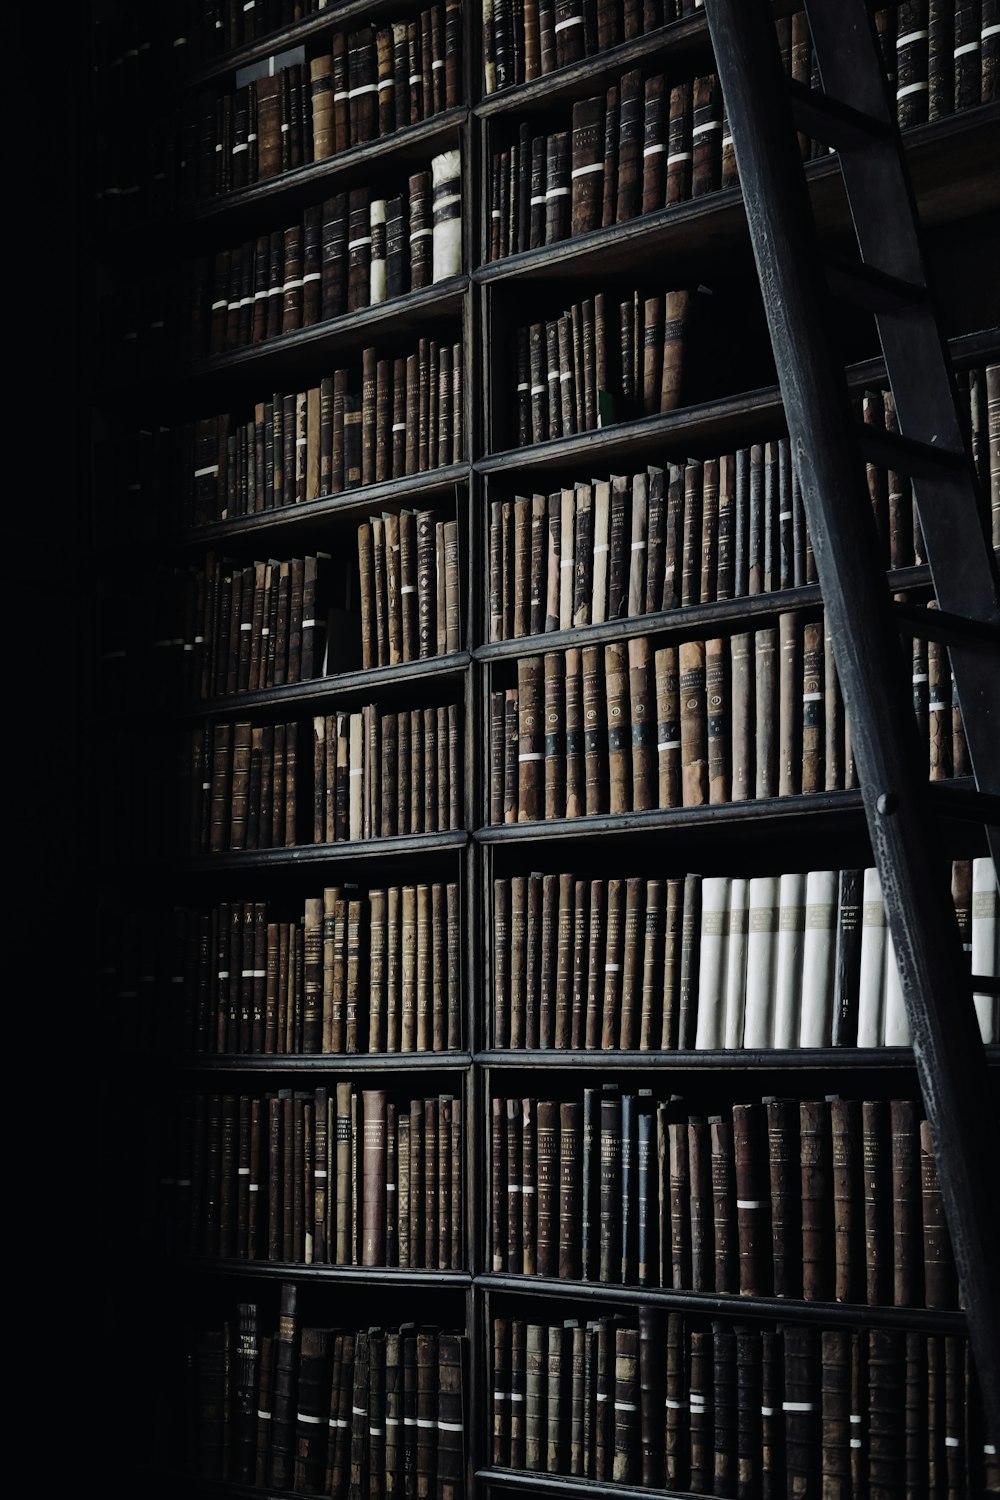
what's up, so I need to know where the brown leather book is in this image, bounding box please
[862,1099,891,1306]
[708,1115,736,1294]
[688,1328,712,1492]
[653,645,680,809]
[543,652,566,819]
[517,654,545,820]
[601,878,626,1050]
[539,874,558,1048]
[525,873,543,1048]
[777,611,802,798]
[584,880,605,1050]
[605,642,631,814]
[890,1098,922,1307]
[555,872,574,1048]
[558,1101,581,1280]
[754,626,778,798]
[705,635,729,804]
[615,70,643,223]
[612,1323,639,1482]
[618,876,644,1050]
[582,644,606,815]
[627,637,655,812]
[564,647,584,817]
[829,1096,862,1304]
[666,79,693,205]
[641,72,667,214]
[679,639,708,806]
[521,1096,538,1274]
[492,1098,507,1271]
[691,72,722,196]
[800,1097,832,1301]
[570,95,604,235]
[732,1102,769,1296]
[668,1118,690,1289]
[506,1096,523,1273]
[536,1097,558,1276]
[783,1325,820,1500]
[765,1097,802,1300]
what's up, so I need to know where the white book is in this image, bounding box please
[591,479,611,624]
[772,872,806,1049]
[627,471,648,617]
[722,877,749,1048]
[743,875,779,1048]
[430,149,462,282]
[798,868,838,1046]
[559,487,575,629]
[972,856,998,1044]
[883,927,910,1046]
[369,198,387,304]
[856,866,887,1047]
[695,876,731,1049]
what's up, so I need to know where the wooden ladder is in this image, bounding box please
[702,0,1000,1440]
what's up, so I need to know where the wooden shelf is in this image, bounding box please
[186,1259,472,1287]
[477,327,999,475]
[475,1274,969,1332]
[180,1050,472,1072]
[177,829,469,872]
[178,108,469,234]
[477,1046,957,1071]
[174,278,469,397]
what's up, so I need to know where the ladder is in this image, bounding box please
[702,0,1000,1442]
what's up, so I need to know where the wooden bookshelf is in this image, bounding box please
[89,0,1000,1495]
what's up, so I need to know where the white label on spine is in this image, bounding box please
[195,464,220,478]
[518,752,543,762]
[615,1402,638,1412]
[555,14,584,29]
[643,143,666,157]
[954,40,980,55]
[571,162,605,177]
[416,1419,436,1429]
[692,120,723,135]
[850,1439,862,1449]
[393,423,407,433]
[258,1410,272,1420]
[314,1169,328,1178]
[761,1406,774,1417]
[249,1183,259,1191]
[240,622,253,631]
[530,195,547,206]
[521,1184,536,1193]
[400,584,415,593]
[897,81,929,97]
[559,371,572,382]
[850,1415,861,1424]
[665,1399,688,1410]
[348,237,372,251]
[803,691,821,702]
[232,142,248,154]
[212,299,228,310]
[783,1402,816,1412]
[897,28,929,45]
[605,963,621,972]
[737,1199,763,1209]
[432,58,444,69]
[350,83,377,97]
[378,78,395,91]
[530,384,545,395]
[438,1420,463,1431]
[410,227,433,239]
[945,1437,960,1448]
[983,24,1000,38]
[546,186,570,197]
[667,151,693,165]
[283,277,303,291]
[657,740,680,751]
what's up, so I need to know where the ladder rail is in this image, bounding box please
[703,0,1000,1442]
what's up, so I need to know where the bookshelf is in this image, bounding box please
[89,1,999,1497]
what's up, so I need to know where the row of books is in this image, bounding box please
[108,157,464,372]
[186,154,463,362]
[310,702,464,842]
[164,1085,463,1269]
[186,335,464,530]
[489,1090,959,1308]
[189,1288,465,1496]
[483,0,688,93]
[93,4,462,223]
[102,501,462,705]
[359,510,462,668]
[103,553,335,710]
[489,456,814,642]
[481,0,998,118]
[487,623,967,824]
[515,286,705,444]
[489,70,735,262]
[492,859,999,1051]
[490,1311,994,1496]
[487,7,994,255]
[105,883,463,1057]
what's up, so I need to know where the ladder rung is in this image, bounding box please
[858,424,966,479]
[787,78,891,150]
[824,253,926,313]
[893,602,1000,647]
[926,782,1000,825]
